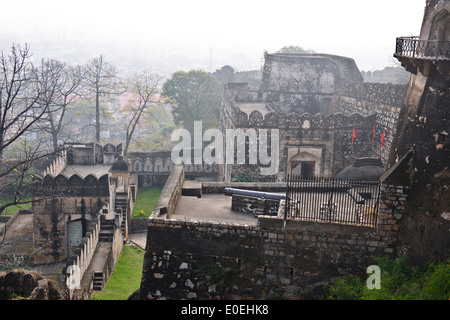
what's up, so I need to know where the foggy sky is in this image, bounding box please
[0,0,426,75]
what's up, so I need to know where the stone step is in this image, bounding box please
[93,272,103,289]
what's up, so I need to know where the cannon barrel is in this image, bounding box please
[224,188,286,200]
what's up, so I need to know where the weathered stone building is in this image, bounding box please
[127,150,218,187]
[30,143,133,298]
[136,163,408,300]
[135,0,449,301]
[32,143,125,265]
[219,53,407,183]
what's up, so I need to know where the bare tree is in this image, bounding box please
[0,44,47,160]
[84,55,124,143]
[123,71,164,156]
[0,44,58,216]
[34,59,85,152]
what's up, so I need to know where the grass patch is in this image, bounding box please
[91,245,145,300]
[0,196,32,216]
[132,186,162,218]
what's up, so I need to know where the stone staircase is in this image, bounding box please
[99,220,114,242]
[114,193,128,236]
[130,185,136,202]
[93,272,104,290]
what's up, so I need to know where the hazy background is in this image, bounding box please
[0,0,426,76]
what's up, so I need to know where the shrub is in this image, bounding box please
[328,256,449,300]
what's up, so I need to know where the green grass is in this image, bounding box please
[132,186,163,218]
[91,245,145,300]
[0,196,32,216]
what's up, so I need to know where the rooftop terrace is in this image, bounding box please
[172,193,257,225]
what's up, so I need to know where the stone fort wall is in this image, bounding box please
[333,80,408,164]
[221,95,378,181]
[137,163,409,300]
[138,181,407,300]
[220,76,407,182]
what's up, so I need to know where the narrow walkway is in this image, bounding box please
[79,241,111,289]
[128,233,147,250]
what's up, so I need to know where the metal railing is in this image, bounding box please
[395,36,450,60]
[285,175,380,227]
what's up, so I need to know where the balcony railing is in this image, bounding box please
[395,36,450,61]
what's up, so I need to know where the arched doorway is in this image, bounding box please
[289,152,319,178]
[67,219,83,258]
[429,9,450,41]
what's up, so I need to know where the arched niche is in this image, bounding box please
[54,174,69,195]
[154,158,163,172]
[164,158,174,172]
[98,174,109,197]
[42,175,55,196]
[103,143,116,153]
[144,158,153,172]
[133,159,143,172]
[83,174,99,196]
[68,174,84,197]
[248,110,264,127]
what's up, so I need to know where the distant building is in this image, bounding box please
[219,52,407,182]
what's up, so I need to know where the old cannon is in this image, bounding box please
[224,188,287,200]
[224,188,286,216]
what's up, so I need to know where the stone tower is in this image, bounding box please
[388,0,450,261]
[389,0,450,191]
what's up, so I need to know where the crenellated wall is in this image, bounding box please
[220,95,378,182]
[64,214,101,299]
[128,152,218,175]
[32,170,110,265]
[333,81,408,163]
[33,173,110,198]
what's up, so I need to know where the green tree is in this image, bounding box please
[122,70,165,156]
[162,70,222,135]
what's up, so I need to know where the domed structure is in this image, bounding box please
[109,155,129,172]
[335,157,385,181]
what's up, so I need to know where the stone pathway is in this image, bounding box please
[128,232,147,249]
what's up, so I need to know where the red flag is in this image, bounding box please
[352,128,356,144]
[381,130,385,148]
[373,122,376,140]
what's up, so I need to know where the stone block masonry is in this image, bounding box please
[138,200,405,300]
[376,183,409,252]
[334,81,408,164]
[137,154,410,300]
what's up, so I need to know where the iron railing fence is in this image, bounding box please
[285,175,381,227]
[395,36,450,60]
